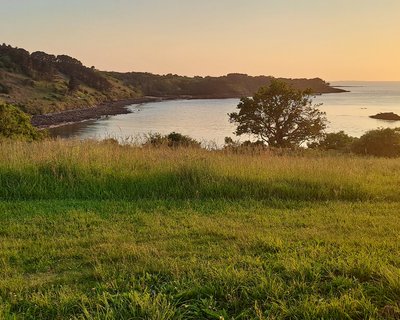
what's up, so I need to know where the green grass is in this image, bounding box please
[0,140,399,319]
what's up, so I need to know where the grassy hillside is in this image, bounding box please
[0,140,399,319]
[0,45,139,115]
[0,70,139,115]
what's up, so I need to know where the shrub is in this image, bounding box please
[224,137,266,150]
[308,131,356,152]
[144,132,201,148]
[0,103,47,141]
[352,128,400,157]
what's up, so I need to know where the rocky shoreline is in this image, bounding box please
[31,97,165,129]
[31,95,238,129]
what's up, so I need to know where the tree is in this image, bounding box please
[229,80,327,148]
[352,128,400,157]
[0,103,46,141]
[68,76,79,92]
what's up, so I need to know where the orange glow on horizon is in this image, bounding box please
[2,0,400,81]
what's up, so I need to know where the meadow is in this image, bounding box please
[0,140,399,319]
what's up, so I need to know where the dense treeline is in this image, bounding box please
[111,72,344,98]
[0,44,111,91]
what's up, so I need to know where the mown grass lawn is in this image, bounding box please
[0,140,399,319]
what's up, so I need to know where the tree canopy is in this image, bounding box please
[229,80,327,148]
[0,44,111,91]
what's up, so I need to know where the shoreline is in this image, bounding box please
[32,89,347,129]
[31,95,242,129]
[31,96,166,129]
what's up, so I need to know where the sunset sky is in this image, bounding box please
[2,0,400,81]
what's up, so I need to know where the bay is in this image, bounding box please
[50,81,400,146]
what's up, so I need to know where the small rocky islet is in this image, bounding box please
[370,112,400,121]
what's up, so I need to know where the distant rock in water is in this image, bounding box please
[370,112,400,121]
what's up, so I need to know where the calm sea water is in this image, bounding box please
[50,81,400,145]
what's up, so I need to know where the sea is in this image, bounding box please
[50,81,400,146]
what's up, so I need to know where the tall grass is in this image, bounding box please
[0,139,399,319]
[1,139,400,201]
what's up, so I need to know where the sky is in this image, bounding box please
[1,0,400,81]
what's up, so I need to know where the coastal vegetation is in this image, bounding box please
[351,127,400,157]
[144,132,202,148]
[308,128,400,158]
[0,139,399,319]
[0,44,140,115]
[0,103,46,141]
[307,131,357,152]
[111,71,344,98]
